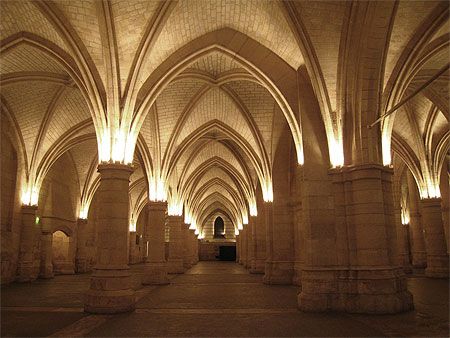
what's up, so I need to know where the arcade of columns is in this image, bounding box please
[1,0,449,316]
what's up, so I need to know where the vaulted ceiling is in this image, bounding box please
[1,0,448,234]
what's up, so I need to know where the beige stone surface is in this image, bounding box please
[0,0,448,321]
[142,201,169,285]
[84,164,135,314]
[167,216,185,274]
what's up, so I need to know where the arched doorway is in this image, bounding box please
[213,217,225,239]
[52,230,74,275]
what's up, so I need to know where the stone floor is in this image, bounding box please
[1,262,448,337]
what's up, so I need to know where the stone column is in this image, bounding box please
[246,227,252,268]
[246,221,254,271]
[292,165,303,286]
[17,205,39,282]
[264,201,294,284]
[142,201,169,285]
[299,165,412,313]
[167,215,185,273]
[420,198,449,278]
[182,223,192,270]
[292,199,303,286]
[194,234,199,264]
[264,202,273,278]
[441,202,449,255]
[240,227,247,266]
[191,229,199,265]
[250,215,265,274]
[407,172,426,268]
[84,163,135,314]
[236,234,240,263]
[39,229,53,279]
[76,218,89,273]
[394,205,412,273]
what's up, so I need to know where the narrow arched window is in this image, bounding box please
[213,216,225,238]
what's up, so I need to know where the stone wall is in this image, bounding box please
[129,208,146,264]
[37,153,79,279]
[199,241,235,261]
[84,193,100,272]
[0,139,81,283]
[201,212,235,241]
[1,126,22,284]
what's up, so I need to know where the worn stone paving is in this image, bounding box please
[1,262,449,337]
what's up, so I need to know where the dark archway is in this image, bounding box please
[213,216,225,239]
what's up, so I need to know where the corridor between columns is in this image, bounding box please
[1,261,448,337]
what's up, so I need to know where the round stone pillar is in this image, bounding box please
[188,229,197,265]
[194,234,199,264]
[76,218,89,273]
[142,201,169,285]
[182,223,193,270]
[39,229,54,279]
[394,207,412,273]
[236,234,240,263]
[246,221,254,271]
[249,215,265,274]
[407,172,426,268]
[292,166,303,286]
[264,202,273,275]
[84,163,135,314]
[409,211,427,268]
[299,165,413,313]
[17,205,39,282]
[264,201,294,284]
[167,215,185,273]
[240,227,247,266]
[420,198,449,278]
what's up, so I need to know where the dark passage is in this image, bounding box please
[219,246,236,261]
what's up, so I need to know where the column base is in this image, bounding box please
[76,258,91,273]
[292,262,302,287]
[425,255,449,278]
[263,261,294,284]
[142,262,169,285]
[167,258,185,274]
[183,260,193,270]
[188,256,197,266]
[54,261,75,275]
[399,254,413,274]
[250,259,265,274]
[84,266,135,314]
[16,262,39,282]
[411,252,427,268]
[39,264,54,279]
[297,267,414,314]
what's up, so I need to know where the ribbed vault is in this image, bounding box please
[0,0,448,235]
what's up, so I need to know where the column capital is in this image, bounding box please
[328,163,393,182]
[148,201,168,211]
[420,197,442,204]
[166,215,183,222]
[21,204,37,214]
[77,218,88,225]
[97,163,133,179]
